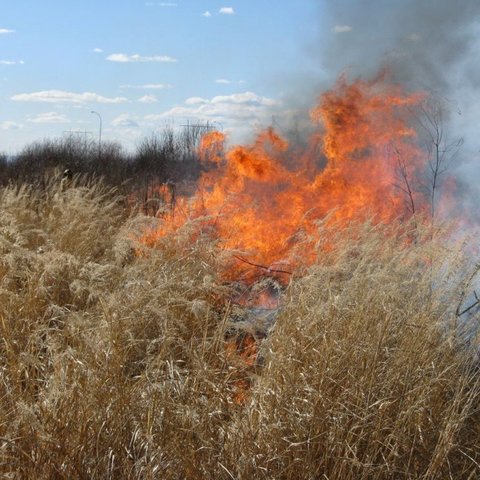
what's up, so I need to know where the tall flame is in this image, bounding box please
[140,75,429,280]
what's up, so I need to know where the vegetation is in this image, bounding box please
[0,126,208,211]
[0,171,479,479]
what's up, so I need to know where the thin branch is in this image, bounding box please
[393,146,416,215]
[233,255,293,276]
[456,288,480,317]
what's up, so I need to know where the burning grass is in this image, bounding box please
[0,173,479,479]
[139,75,433,283]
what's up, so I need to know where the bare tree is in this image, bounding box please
[415,97,463,220]
[392,146,417,216]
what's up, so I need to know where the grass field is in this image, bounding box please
[0,173,479,479]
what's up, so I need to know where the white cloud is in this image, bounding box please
[0,60,24,65]
[202,11,212,17]
[1,121,23,130]
[106,53,177,63]
[27,112,69,124]
[219,7,235,15]
[12,90,128,105]
[146,91,280,125]
[211,92,278,106]
[333,25,352,33]
[106,92,283,148]
[215,78,246,85]
[0,29,15,35]
[120,83,172,90]
[138,95,158,103]
[111,114,139,128]
[185,97,208,105]
[93,47,104,53]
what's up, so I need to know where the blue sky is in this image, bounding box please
[0,0,322,153]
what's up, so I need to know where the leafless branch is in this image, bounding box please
[456,290,480,317]
[393,146,416,215]
[456,264,480,318]
[413,97,463,220]
[233,255,293,276]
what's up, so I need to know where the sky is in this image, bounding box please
[2,0,480,165]
[0,0,320,153]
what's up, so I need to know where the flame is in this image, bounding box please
[139,75,429,280]
[137,75,441,405]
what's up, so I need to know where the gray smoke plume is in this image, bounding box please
[281,0,480,136]
[318,0,480,95]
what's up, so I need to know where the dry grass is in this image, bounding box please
[0,174,479,479]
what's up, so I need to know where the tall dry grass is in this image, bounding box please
[0,174,479,479]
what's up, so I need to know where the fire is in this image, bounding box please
[139,75,429,280]
[137,75,446,406]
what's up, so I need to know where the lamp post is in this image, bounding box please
[90,110,102,156]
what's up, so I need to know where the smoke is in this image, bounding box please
[280,0,480,135]
[318,0,480,94]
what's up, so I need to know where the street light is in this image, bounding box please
[90,110,102,155]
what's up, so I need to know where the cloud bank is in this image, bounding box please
[12,90,128,104]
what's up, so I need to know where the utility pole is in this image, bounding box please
[180,120,216,151]
[180,120,216,131]
[90,111,102,156]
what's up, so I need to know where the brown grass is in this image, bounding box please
[0,174,479,479]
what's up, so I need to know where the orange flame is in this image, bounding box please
[139,75,429,280]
